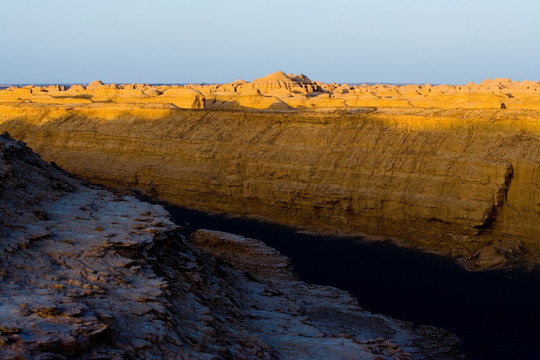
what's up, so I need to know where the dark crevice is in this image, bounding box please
[503,164,514,205]
[475,163,513,231]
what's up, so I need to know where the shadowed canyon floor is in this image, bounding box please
[0,133,465,359]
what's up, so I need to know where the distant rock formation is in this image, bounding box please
[86,80,105,89]
[156,87,205,109]
[0,133,464,359]
[0,82,205,109]
[1,72,540,111]
[234,71,322,95]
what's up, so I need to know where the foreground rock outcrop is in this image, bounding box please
[191,230,464,360]
[0,133,464,359]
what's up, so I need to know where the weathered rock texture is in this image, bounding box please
[0,98,538,269]
[0,133,463,359]
[191,230,464,360]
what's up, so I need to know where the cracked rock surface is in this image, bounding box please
[191,230,465,360]
[0,132,464,359]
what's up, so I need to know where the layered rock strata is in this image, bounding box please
[0,133,464,359]
[0,102,538,269]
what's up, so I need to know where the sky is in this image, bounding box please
[1,0,539,84]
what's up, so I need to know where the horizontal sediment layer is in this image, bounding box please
[0,103,539,268]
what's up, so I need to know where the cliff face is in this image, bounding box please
[1,103,538,268]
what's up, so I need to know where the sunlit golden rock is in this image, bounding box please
[86,79,105,89]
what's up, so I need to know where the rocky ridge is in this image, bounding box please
[0,133,464,359]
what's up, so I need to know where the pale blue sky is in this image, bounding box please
[1,0,539,84]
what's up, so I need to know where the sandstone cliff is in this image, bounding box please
[0,133,463,359]
[0,101,538,269]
